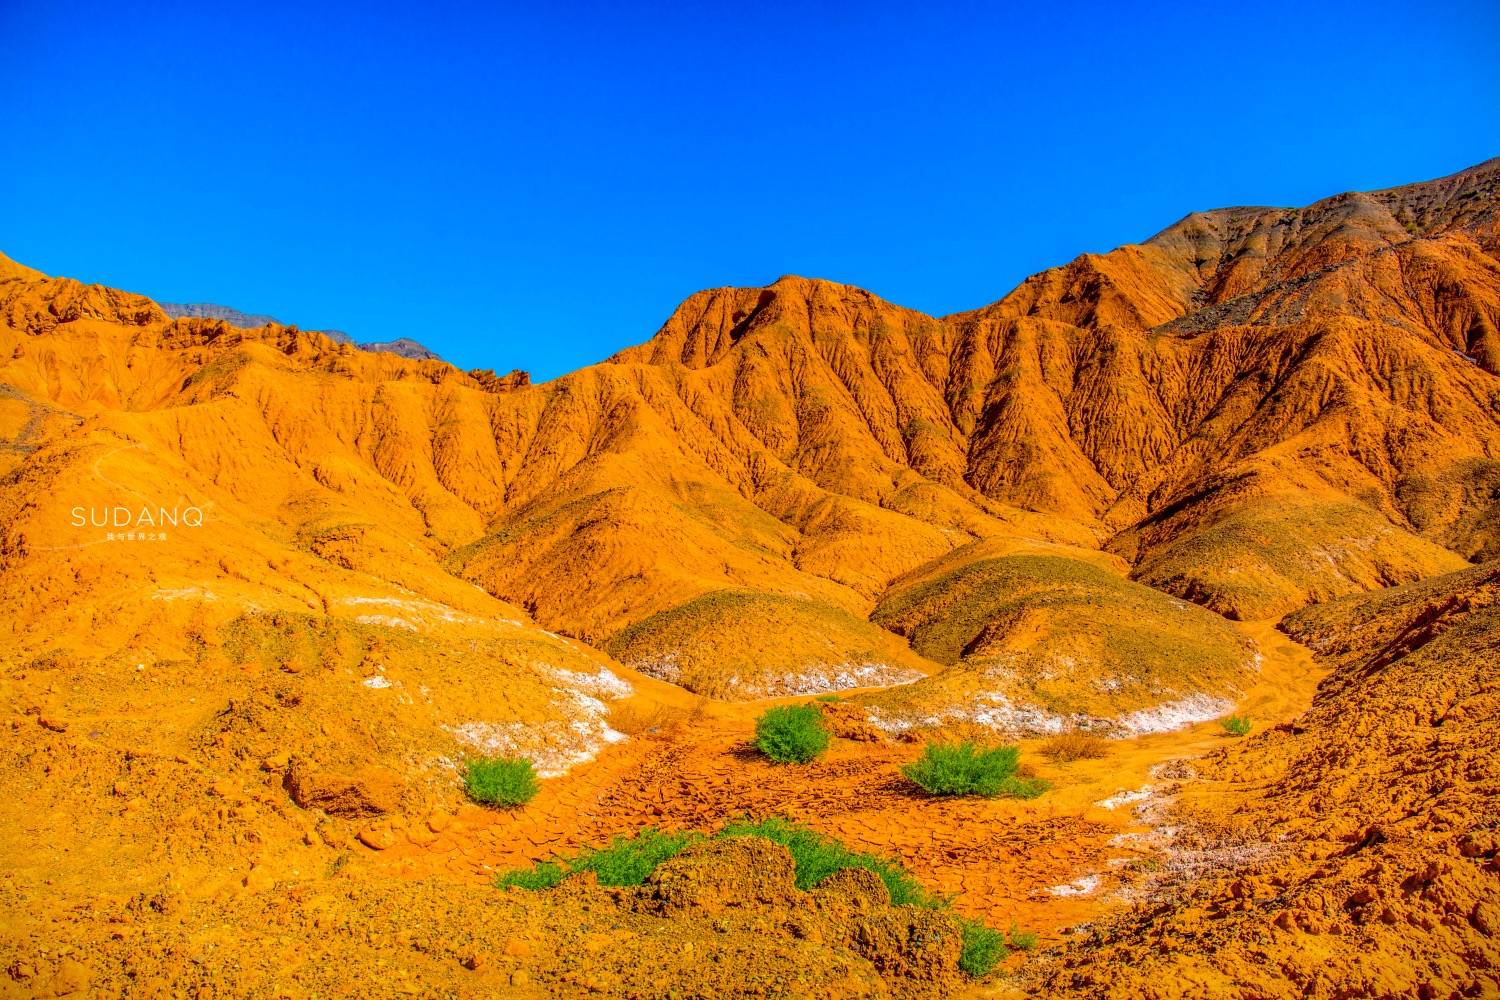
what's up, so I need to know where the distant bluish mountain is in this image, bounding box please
[157,302,441,361]
[157,302,279,328]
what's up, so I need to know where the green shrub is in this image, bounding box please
[718,816,942,907]
[494,828,698,890]
[902,741,1048,799]
[953,918,1040,976]
[463,755,539,807]
[957,917,1008,977]
[1220,714,1252,737]
[754,704,830,764]
[719,819,1036,978]
[495,860,566,890]
[572,828,700,886]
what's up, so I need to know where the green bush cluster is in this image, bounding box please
[493,860,566,891]
[902,741,1048,799]
[753,703,830,764]
[462,755,540,807]
[718,816,942,907]
[496,827,699,890]
[493,818,1034,979]
[956,917,1008,977]
[953,917,1039,976]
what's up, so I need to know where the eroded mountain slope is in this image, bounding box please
[4,160,1500,720]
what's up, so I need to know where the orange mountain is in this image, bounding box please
[1,159,1498,998]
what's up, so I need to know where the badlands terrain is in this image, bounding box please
[0,158,1498,997]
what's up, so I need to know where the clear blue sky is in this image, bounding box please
[2,1,1496,379]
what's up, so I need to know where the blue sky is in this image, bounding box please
[2,1,1496,379]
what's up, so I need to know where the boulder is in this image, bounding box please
[284,761,401,818]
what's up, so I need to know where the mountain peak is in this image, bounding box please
[0,249,47,283]
[611,275,920,369]
[1146,156,1500,252]
[158,301,278,328]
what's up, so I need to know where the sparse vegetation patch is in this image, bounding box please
[494,860,567,891]
[496,828,700,889]
[1007,923,1039,951]
[718,816,942,907]
[957,916,1008,977]
[492,817,1035,980]
[571,828,701,885]
[1040,730,1110,761]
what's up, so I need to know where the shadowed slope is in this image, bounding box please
[605,589,938,699]
[859,538,1256,733]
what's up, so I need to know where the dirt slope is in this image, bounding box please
[1030,561,1500,998]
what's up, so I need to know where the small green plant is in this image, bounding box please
[902,741,1048,799]
[571,828,700,886]
[495,860,566,890]
[495,828,699,890]
[462,755,540,807]
[954,919,1041,977]
[1220,714,1253,737]
[754,704,830,764]
[957,917,1009,977]
[815,693,841,703]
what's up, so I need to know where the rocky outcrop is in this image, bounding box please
[284,761,402,818]
[157,299,445,361]
[158,301,279,328]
